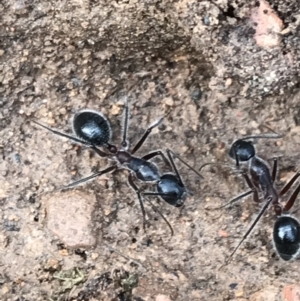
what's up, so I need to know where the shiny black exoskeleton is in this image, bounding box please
[228,131,283,168]
[33,101,202,235]
[273,215,300,261]
[223,131,283,210]
[228,139,255,166]
[73,110,112,146]
[157,174,186,207]
[221,131,300,262]
[207,130,300,262]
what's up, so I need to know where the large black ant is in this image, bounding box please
[199,130,283,209]
[220,132,300,261]
[33,101,202,235]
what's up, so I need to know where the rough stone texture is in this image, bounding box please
[282,284,300,301]
[45,191,97,248]
[1,0,300,300]
[250,0,284,48]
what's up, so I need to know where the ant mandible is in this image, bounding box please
[222,132,300,261]
[33,100,202,235]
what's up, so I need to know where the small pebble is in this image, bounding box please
[163,97,174,106]
[111,104,121,115]
[218,229,229,238]
[155,295,172,301]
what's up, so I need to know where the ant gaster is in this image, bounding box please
[222,132,300,261]
[33,101,202,235]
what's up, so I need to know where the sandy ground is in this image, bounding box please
[1,0,300,300]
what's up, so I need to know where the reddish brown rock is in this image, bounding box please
[250,0,284,48]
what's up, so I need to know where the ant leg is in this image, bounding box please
[32,120,90,145]
[283,180,300,211]
[219,172,258,209]
[121,99,130,149]
[242,172,260,202]
[142,150,171,169]
[127,173,147,232]
[131,117,164,154]
[32,120,109,157]
[128,175,174,235]
[279,171,300,197]
[226,197,273,263]
[271,158,278,182]
[144,197,174,236]
[166,149,203,180]
[60,165,117,189]
[218,190,254,209]
[233,145,240,168]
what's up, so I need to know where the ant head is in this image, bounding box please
[73,110,112,146]
[228,139,255,162]
[273,215,300,261]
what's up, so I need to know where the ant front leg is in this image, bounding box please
[32,120,110,158]
[131,117,164,154]
[218,172,257,209]
[242,172,260,203]
[59,165,117,190]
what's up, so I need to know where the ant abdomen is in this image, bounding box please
[273,215,300,261]
[73,110,112,146]
[157,174,186,207]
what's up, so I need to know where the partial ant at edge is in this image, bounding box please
[199,128,300,262]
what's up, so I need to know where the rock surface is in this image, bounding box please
[1,0,300,300]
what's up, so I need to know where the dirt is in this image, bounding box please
[1,0,300,300]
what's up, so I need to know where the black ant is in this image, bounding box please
[220,132,300,262]
[223,131,284,208]
[33,101,202,235]
[199,130,283,209]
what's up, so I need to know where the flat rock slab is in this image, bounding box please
[45,191,97,248]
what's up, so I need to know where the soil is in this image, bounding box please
[1,0,300,300]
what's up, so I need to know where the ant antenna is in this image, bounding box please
[225,197,273,264]
[198,162,233,173]
[240,125,283,141]
[32,120,90,146]
[57,165,117,190]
